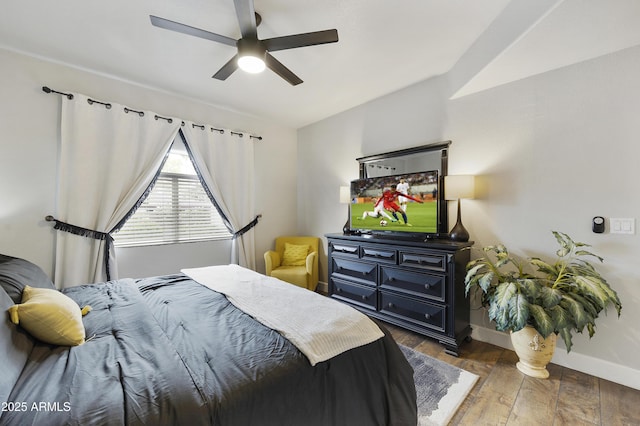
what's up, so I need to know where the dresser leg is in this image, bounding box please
[441,342,460,357]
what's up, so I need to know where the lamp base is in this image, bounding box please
[449,221,469,242]
[449,199,470,242]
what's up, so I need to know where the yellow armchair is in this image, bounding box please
[264,236,319,291]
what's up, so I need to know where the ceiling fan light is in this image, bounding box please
[238,54,266,73]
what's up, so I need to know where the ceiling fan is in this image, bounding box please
[150,0,339,86]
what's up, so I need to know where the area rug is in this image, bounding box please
[399,345,479,426]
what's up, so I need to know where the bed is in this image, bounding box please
[0,254,417,425]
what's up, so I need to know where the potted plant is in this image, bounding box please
[464,231,622,378]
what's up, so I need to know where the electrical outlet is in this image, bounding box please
[610,218,635,235]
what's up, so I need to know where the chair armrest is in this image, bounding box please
[305,251,317,275]
[264,250,281,275]
[306,251,319,290]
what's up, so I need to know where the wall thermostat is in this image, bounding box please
[592,216,605,233]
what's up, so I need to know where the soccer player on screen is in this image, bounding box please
[360,198,397,222]
[396,179,410,212]
[375,189,423,226]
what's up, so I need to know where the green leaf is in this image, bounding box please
[519,279,540,300]
[465,258,482,269]
[558,327,573,352]
[570,293,599,318]
[495,256,511,268]
[509,293,529,331]
[529,258,557,277]
[464,263,486,285]
[529,304,554,337]
[478,272,495,293]
[487,281,518,330]
[488,303,510,331]
[494,281,518,310]
[553,231,572,257]
[575,250,604,262]
[537,286,563,308]
[548,304,572,330]
[482,245,500,255]
[561,295,590,331]
[573,276,610,310]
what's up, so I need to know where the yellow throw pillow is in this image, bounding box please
[7,285,91,346]
[282,243,309,266]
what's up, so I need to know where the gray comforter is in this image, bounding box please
[2,274,416,425]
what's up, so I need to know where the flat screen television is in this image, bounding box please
[349,170,439,238]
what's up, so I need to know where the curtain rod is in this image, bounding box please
[42,86,262,141]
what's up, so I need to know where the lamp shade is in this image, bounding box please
[445,175,475,200]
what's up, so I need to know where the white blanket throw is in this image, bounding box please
[181,264,384,366]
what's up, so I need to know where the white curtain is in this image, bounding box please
[181,123,257,269]
[55,93,180,287]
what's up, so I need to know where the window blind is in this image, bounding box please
[113,171,232,247]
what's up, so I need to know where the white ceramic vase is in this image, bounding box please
[510,326,557,379]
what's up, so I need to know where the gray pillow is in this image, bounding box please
[0,287,35,405]
[0,254,56,304]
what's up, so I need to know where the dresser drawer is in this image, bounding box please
[361,246,396,264]
[329,241,360,258]
[330,277,377,310]
[379,291,446,332]
[331,257,377,286]
[399,251,447,272]
[380,266,446,302]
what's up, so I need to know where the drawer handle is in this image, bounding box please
[334,246,357,254]
[405,256,440,266]
[361,295,368,301]
[424,284,431,290]
[424,313,431,320]
[388,302,394,308]
[389,277,395,282]
[336,288,343,293]
[365,250,393,259]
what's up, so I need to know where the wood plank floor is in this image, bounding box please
[386,324,640,425]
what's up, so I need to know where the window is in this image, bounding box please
[113,139,232,247]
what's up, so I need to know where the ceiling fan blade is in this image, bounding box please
[265,53,303,86]
[263,29,338,52]
[212,55,239,80]
[150,15,237,47]
[233,0,257,39]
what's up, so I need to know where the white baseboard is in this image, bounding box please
[471,325,640,391]
[317,280,328,294]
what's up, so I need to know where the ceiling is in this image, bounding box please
[1,0,640,128]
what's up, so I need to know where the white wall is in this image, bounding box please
[0,48,298,280]
[297,45,640,389]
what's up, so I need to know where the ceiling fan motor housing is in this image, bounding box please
[237,38,266,59]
